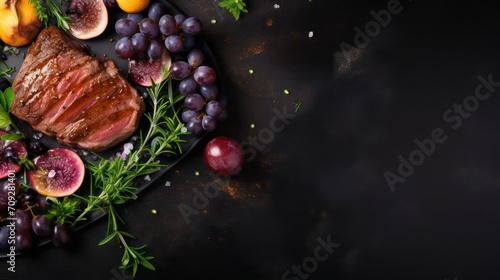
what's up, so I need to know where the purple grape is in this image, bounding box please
[170,61,191,80]
[139,18,160,39]
[15,232,32,253]
[187,49,204,68]
[127,13,144,23]
[193,66,216,86]
[205,100,223,117]
[0,226,9,251]
[0,180,20,203]
[186,118,203,135]
[181,17,202,35]
[201,115,217,132]
[32,215,53,238]
[179,77,198,96]
[199,84,218,100]
[147,40,163,59]
[115,18,139,37]
[148,2,166,22]
[174,14,186,27]
[182,110,198,122]
[159,14,177,36]
[184,93,205,111]
[165,34,184,53]
[181,33,196,52]
[23,188,37,202]
[131,33,148,52]
[15,210,32,233]
[52,223,71,247]
[115,37,135,59]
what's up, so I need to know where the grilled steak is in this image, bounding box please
[11,25,145,152]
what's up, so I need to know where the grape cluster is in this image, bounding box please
[114,2,202,60]
[114,2,224,135]
[0,180,71,254]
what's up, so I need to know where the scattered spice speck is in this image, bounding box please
[210,19,217,24]
[248,69,254,74]
[250,123,255,129]
[195,171,200,176]
[284,89,290,95]
[151,209,157,214]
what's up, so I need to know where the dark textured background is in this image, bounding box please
[2,0,500,279]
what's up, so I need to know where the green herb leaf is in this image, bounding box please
[0,106,11,128]
[1,133,23,141]
[219,0,248,20]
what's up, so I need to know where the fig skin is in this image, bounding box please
[28,147,85,197]
[68,0,109,40]
[0,129,28,179]
[0,0,43,47]
[128,47,172,87]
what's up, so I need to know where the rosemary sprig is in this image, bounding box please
[31,0,71,31]
[71,69,188,276]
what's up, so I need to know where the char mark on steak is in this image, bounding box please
[11,25,145,152]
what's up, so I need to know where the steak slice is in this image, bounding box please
[11,25,145,152]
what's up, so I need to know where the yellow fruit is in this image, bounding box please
[116,0,150,13]
[0,0,42,47]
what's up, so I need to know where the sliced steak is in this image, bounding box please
[11,25,145,152]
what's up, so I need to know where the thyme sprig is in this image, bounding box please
[71,69,188,276]
[30,0,71,31]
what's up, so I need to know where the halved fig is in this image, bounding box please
[128,46,171,87]
[28,147,85,197]
[67,0,108,40]
[0,129,28,179]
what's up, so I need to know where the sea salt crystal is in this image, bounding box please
[274,4,280,8]
[181,126,188,133]
[165,181,171,187]
[308,31,314,38]
[144,175,151,181]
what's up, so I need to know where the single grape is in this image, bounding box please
[193,66,216,86]
[159,14,176,36]
[127,13,144,23]
[0,180,20,203]
[36,195,48,211]
[131,33,148,53]
[205,100,223,117]
[169,61,191,80]
[204,136,244,176]
[181,110,198,122]
[181,17,202,35]
[199,84,219,101]
[179,77,198,96]
[181,33,196,52]
[115,18,139,37]
[174,14,186,27]
[26,140,47,155]
[15,231,32,253]
[164,34,184,53]
[23,188,37,202]
[32,215,53,238]
[184,93,205,111]
[139,18,160,39]
[187,49,204,68]
[0,226,9,251]
[147,40,164,60]
[0,77,11,91]
[148,2,166,22]
[186,118,203,135]
[201,115,217,132]
[52,223,71,247]
[115,37,135,59]
[15,210,32,233]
